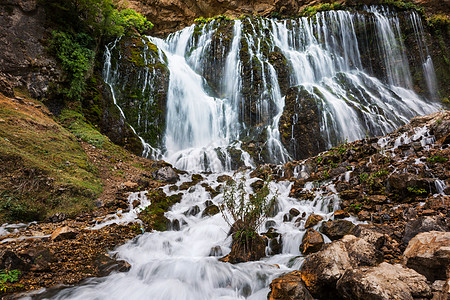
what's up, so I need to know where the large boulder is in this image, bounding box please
[268,271,314,300]
[50,226,79,241]
[304,214,324,229]
[320,220,356,241]
[337,263,432,300]
[350,224,386,250]
[403,216,449,244]
[300,228,324,255]
[152,166,179,183]
[403,231,450,282]
[300,235,382,298]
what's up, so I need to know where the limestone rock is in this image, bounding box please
[404,231,450,281]
[300,228,324,255]
[268,271,314,300]
[300,235,382,298]
[152,166,179,183]
[403,216,449,244]
[334,209,350,219]
[320,220,355,241]
[337,263,432,300]
[50,226,79,241]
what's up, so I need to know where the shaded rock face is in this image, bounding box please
[0,0,62,99]
[268,271,314,300]
[403,231,450,282]
[320,220,356,241]
[279,86,327,160]
[300,228,324,255]
[300,235,382,298]
[104,35,170,150]
[403,216,449,244]
[337,262,432,300]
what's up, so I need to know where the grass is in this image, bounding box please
[0,93,104,222]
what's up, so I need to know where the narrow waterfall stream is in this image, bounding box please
[31,6,443,300]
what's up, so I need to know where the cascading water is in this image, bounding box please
[103,7,439,172]
[29,7,442,300]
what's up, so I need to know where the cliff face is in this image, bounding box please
[0,0,63,99]
[124,0,450,36]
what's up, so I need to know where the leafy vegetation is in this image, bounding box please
[219,176,277,252]
[194,15,231,25]
[0,269,21,292]
[382,0,424,14]
[426,155,448,164]
[407,186,427,196]
[300,2,343,17]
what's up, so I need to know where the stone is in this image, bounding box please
[219,233,266,264]
[403,231,450,281]
[403,216,449,244]
[96,254,131,277]
[152,166,179,183]
[217,175,232,183]
[289,208,300,217]
[337,263,432,300]
[0,250,31,271]
[333,209,350,219]
[320,220,355,241]
[201,204,220,217]
[340,190,360,200]
[304,214,323,228]
[300,228,324,255]
[268,271,314,300]
[50,226,79,241]
[184,205,200,216]
[209,246,223,257]
[350,224,386,250]
[0,73,15,97]
[300,235,382,298]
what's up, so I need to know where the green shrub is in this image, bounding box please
[0,269,21,292]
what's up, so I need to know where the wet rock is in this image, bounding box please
[265,220,277,230]
[217,175,232,183]
[152,166,179,183]
[320,220,355,241]
[209,246,223,257]
[219,233,266,264]
[300,228,324,255]
[50,226,79,241]
[337,263,432,300]
[268,271,314,300]
[46,212,67,223]
[0,73,15,97]
[22,247,54,272]
[300,235,382,298]
[201,204,220,217]
[289,208,300,217]
[171,219,181,231]
[403,216,449,244]
[250,179,264,191]
[184,205,200,216]
[304,214,323,228]
[333,209,350,219]
[96,254,131,277]
[403,231,450,281]
[268,236,283,255]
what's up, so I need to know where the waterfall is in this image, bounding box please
[103,7,440,172]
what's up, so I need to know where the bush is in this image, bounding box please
[219,176,276,252]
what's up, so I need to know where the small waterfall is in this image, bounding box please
[102,7,440,172]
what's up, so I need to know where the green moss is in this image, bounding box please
[382,0,425,15]
[300,2,343,18]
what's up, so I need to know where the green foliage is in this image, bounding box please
[427,155,449,164]
[359,172,369,182]
[349,202,362,212]
[49,31,95,101]
[382,0,424,14]
[0,192,42,222]
[194,15,231,25]
[219,176,277,245]
[0,269,21,292]
[300,2,343,17]
[427,14,450,31]
[407,186,427,196]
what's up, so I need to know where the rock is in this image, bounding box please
[300,228,324,255]
[350,224,386,250]
[304,214,323,228]
[184,205,200,216]
[121,181,138,190]
[0,250,31,271]
[334,209,350,219]
[209,246,223,257]
[250,179,264,191]
[152,166,179,183]
[289,208,300,217]
[50,226,78,241]
[201,204,220,217]
[217,175,232,183]
[300,235,382,298]
[403,231,450,281]
[340,190,360,200]
[403,216,449,244]
[46,212,67,223]
[268,236,283,255]
[219,233,266,264]
[337,263,432,300]
[0,73,15,97]
[22,247,54,272]
[268,271,314,300]
[265,220,277,230]
[96,254,131,277]
[320,220,355,241]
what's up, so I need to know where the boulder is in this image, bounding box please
[304,214,323,229]
[152,166,179,183]
[219,233,266,264]
[337,263,432,300]
[300,228,324,255]
[300,235,382,298]
[403,231,450,281]
[320,220,355,241]
[50,226,78,241]
[0,73,15,97]
[334,210,350,219]
[403,216,449,244]
[0,250,31,271]
[201,204,220,217]
[268,271,314,300]
[350,224,386,250]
